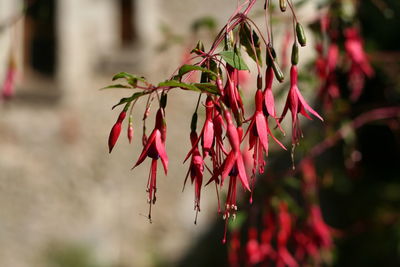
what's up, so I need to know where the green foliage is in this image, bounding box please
[219,50,250,71]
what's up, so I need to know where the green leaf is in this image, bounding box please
[178,65,217,79]
[158,81,200,92]
[220,50,249,70]
[193,83,219,95]
[239,24,262,65]
[112,92,147,110]
[100,84,132,90]
[112,72,147,87]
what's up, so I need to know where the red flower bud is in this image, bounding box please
[127,115,134,144]
[108,111,126,153]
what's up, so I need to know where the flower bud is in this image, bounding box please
[291,43,299,65]
[296,23,307,47]
[128,115,134,144]
[272,61,284,83]
[108,111,126,153]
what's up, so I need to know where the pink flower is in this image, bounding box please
[276,202,298,267]
[344,27,374,101]
[1,59,16,100]
[132,108,168,221]
[183,131,204,220]
[246,228,263,264]
[260,211,277,261]
[108,111,126,153]
[223,65,244,119]
[245,88,285,175]
[280,66,323,145]
[127,115,134,144]
[309,204,332,249]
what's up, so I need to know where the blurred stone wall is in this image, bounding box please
[0,1,316,266]
[0,1,246,266]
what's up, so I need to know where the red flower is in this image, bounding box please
[185,96,215,159]
[245,88,285,175]
[276,201,298,267]
[224,65,244,119]
[108,111,126,153]
[344,27,374,101]
[246,228,263,265]
[183,131,204,221]
[280,66,323,145]
[127,115,134,144]
[309,204,332,249]
[132,108,168,221]
[1,57,16,100]
[260,210,277,261]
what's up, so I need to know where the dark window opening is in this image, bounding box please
[24,0,57,76]
[120,0,136,46]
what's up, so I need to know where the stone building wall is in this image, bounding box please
[0,1,316,266]
[0,1,246,266]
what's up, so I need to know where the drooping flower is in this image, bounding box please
[246,227,263,265]
[245,87,285,175]
[280,65,323,145]
[1,56,16,100]
[132,108,168,221]
[223,65,245,119]
[316,43,340,108]
[344,27,374,101]
[183,131,204,221]
[276,201,298,267]
[260,210,277,261]
[108,110,127,153]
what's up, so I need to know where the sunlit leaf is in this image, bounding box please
[100,84,132,90]
[220,50,249,70]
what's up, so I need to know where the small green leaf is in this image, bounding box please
[178,65,217,79]
[112,92,147,110]
[193,83,219,95]
[112,72,147,87]
[100,84,132,90]
[220,50,249,70]
[158,81,200,92]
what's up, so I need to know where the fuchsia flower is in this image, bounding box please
[260,210,277,261]
[218,111,249,190]
[344,27,374,101]
[1,57,16,100]
[108,111,127,153]
[245,87,285,175]
[280,66,323,145]
[246,228,263,265]
[183,131,204,219]
[301,159,332,250]
[185,96,215,159]
[224,65,245,119]
[127,115,134,144]
[308,204,332,249]
[276,202,298,267]
[206,110,250,243]
[228,231,241,267]
[133,108,168,220]
[315,40,340,109]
